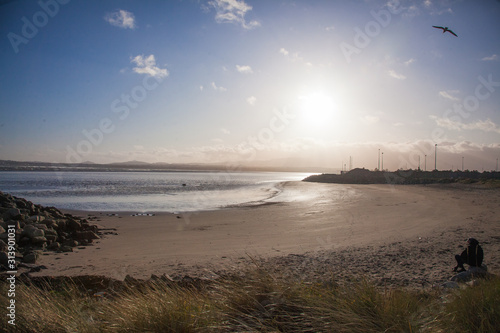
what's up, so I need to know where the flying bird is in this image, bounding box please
[432,26,458,37]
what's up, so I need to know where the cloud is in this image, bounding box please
[481,54,498,61]
[105,10,136,29]
[360,115,380,124]
[246,96,256,105]
[131,55,168,79]
[388,70,406,80]
[208,0,260,29]
[220,128,231,135]
[279,47,305,63]
[236,65,253,74]
[325,25,335,31]
[404,58,416,66]
[211,82,227,92]
[430,116,500,134]
[438,90,460,101]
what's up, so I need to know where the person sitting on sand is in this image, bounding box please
[453,238,483,273]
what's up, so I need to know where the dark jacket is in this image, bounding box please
[460,243,483,267]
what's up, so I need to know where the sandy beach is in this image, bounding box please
[33,181,500,288]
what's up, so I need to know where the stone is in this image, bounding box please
[66,219,82,231]
[22,225,45,239]
[441,281,459,289]
[18,237,31,246]
[64,240,79,247]
[45,234,58,242]
[47,242,60,250]
[3,208,21,220]
[0,252,8,268]
[29,215,45,223]
[23,252,39,264]
[0,239,7,252]
[31,236,48,245]
[61,246,73,252]
[75,231,100,241]
[0,226,5,234]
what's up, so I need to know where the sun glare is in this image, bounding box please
[298,92,336,128]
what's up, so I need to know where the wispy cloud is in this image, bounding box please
[360,115,380,124]
[105,9,136,29]
[404,58,416,66]
[279,47,308,64]
[388,69,406,80]
[438,90,460,101]
[481,54,498,61]
[208,0,260,29]
[246,96,256,105]
[236,65,253,74]
[131,55,168,79]
[211,82,227,92]
[430,116,500,134]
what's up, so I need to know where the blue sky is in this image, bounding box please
[0,0,499,171]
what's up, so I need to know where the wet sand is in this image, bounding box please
[33,181,500,288]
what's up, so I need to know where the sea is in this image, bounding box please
[0,171,312,213]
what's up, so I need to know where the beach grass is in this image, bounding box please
[1,268,499,332]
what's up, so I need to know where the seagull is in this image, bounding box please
[432,26,458,37]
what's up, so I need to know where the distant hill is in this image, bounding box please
[0,159,324,173]
[303,168,500,185]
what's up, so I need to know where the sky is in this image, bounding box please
[0,0,499,172]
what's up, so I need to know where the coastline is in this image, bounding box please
[30,181,500,288]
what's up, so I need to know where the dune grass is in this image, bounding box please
[1,268,499,332]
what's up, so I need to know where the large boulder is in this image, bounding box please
[66,219,82,231]
[22,225,45,239]
[3,208,21,220]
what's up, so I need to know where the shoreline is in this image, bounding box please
[30,182,500,288]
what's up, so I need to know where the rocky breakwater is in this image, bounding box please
[0,191,101,272]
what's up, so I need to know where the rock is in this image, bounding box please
[64,240,79,247]
[3,221,21,231]
[22,225,45,239]
[47,242,60,250]
[66,219,82,231]
[45,234,58,242]
[60,246,73,252]
[3,208,21,220]
[0,226,5,234]
[0,239,7,252]
[18,237,31,246]
[75,231,100,241]
[40,219,58,229]
[34,223,49,231]
[31,236,48,245]
[441,281,460,289]
[23,252,39,264]
[0,252,8,268]
[29,215,45,223]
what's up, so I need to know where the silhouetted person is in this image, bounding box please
[453,238,483,272]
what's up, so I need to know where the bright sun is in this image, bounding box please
[298,91,336,127]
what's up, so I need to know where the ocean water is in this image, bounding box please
[0,171,311,212]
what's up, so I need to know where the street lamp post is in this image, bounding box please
[434,144,437,171]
